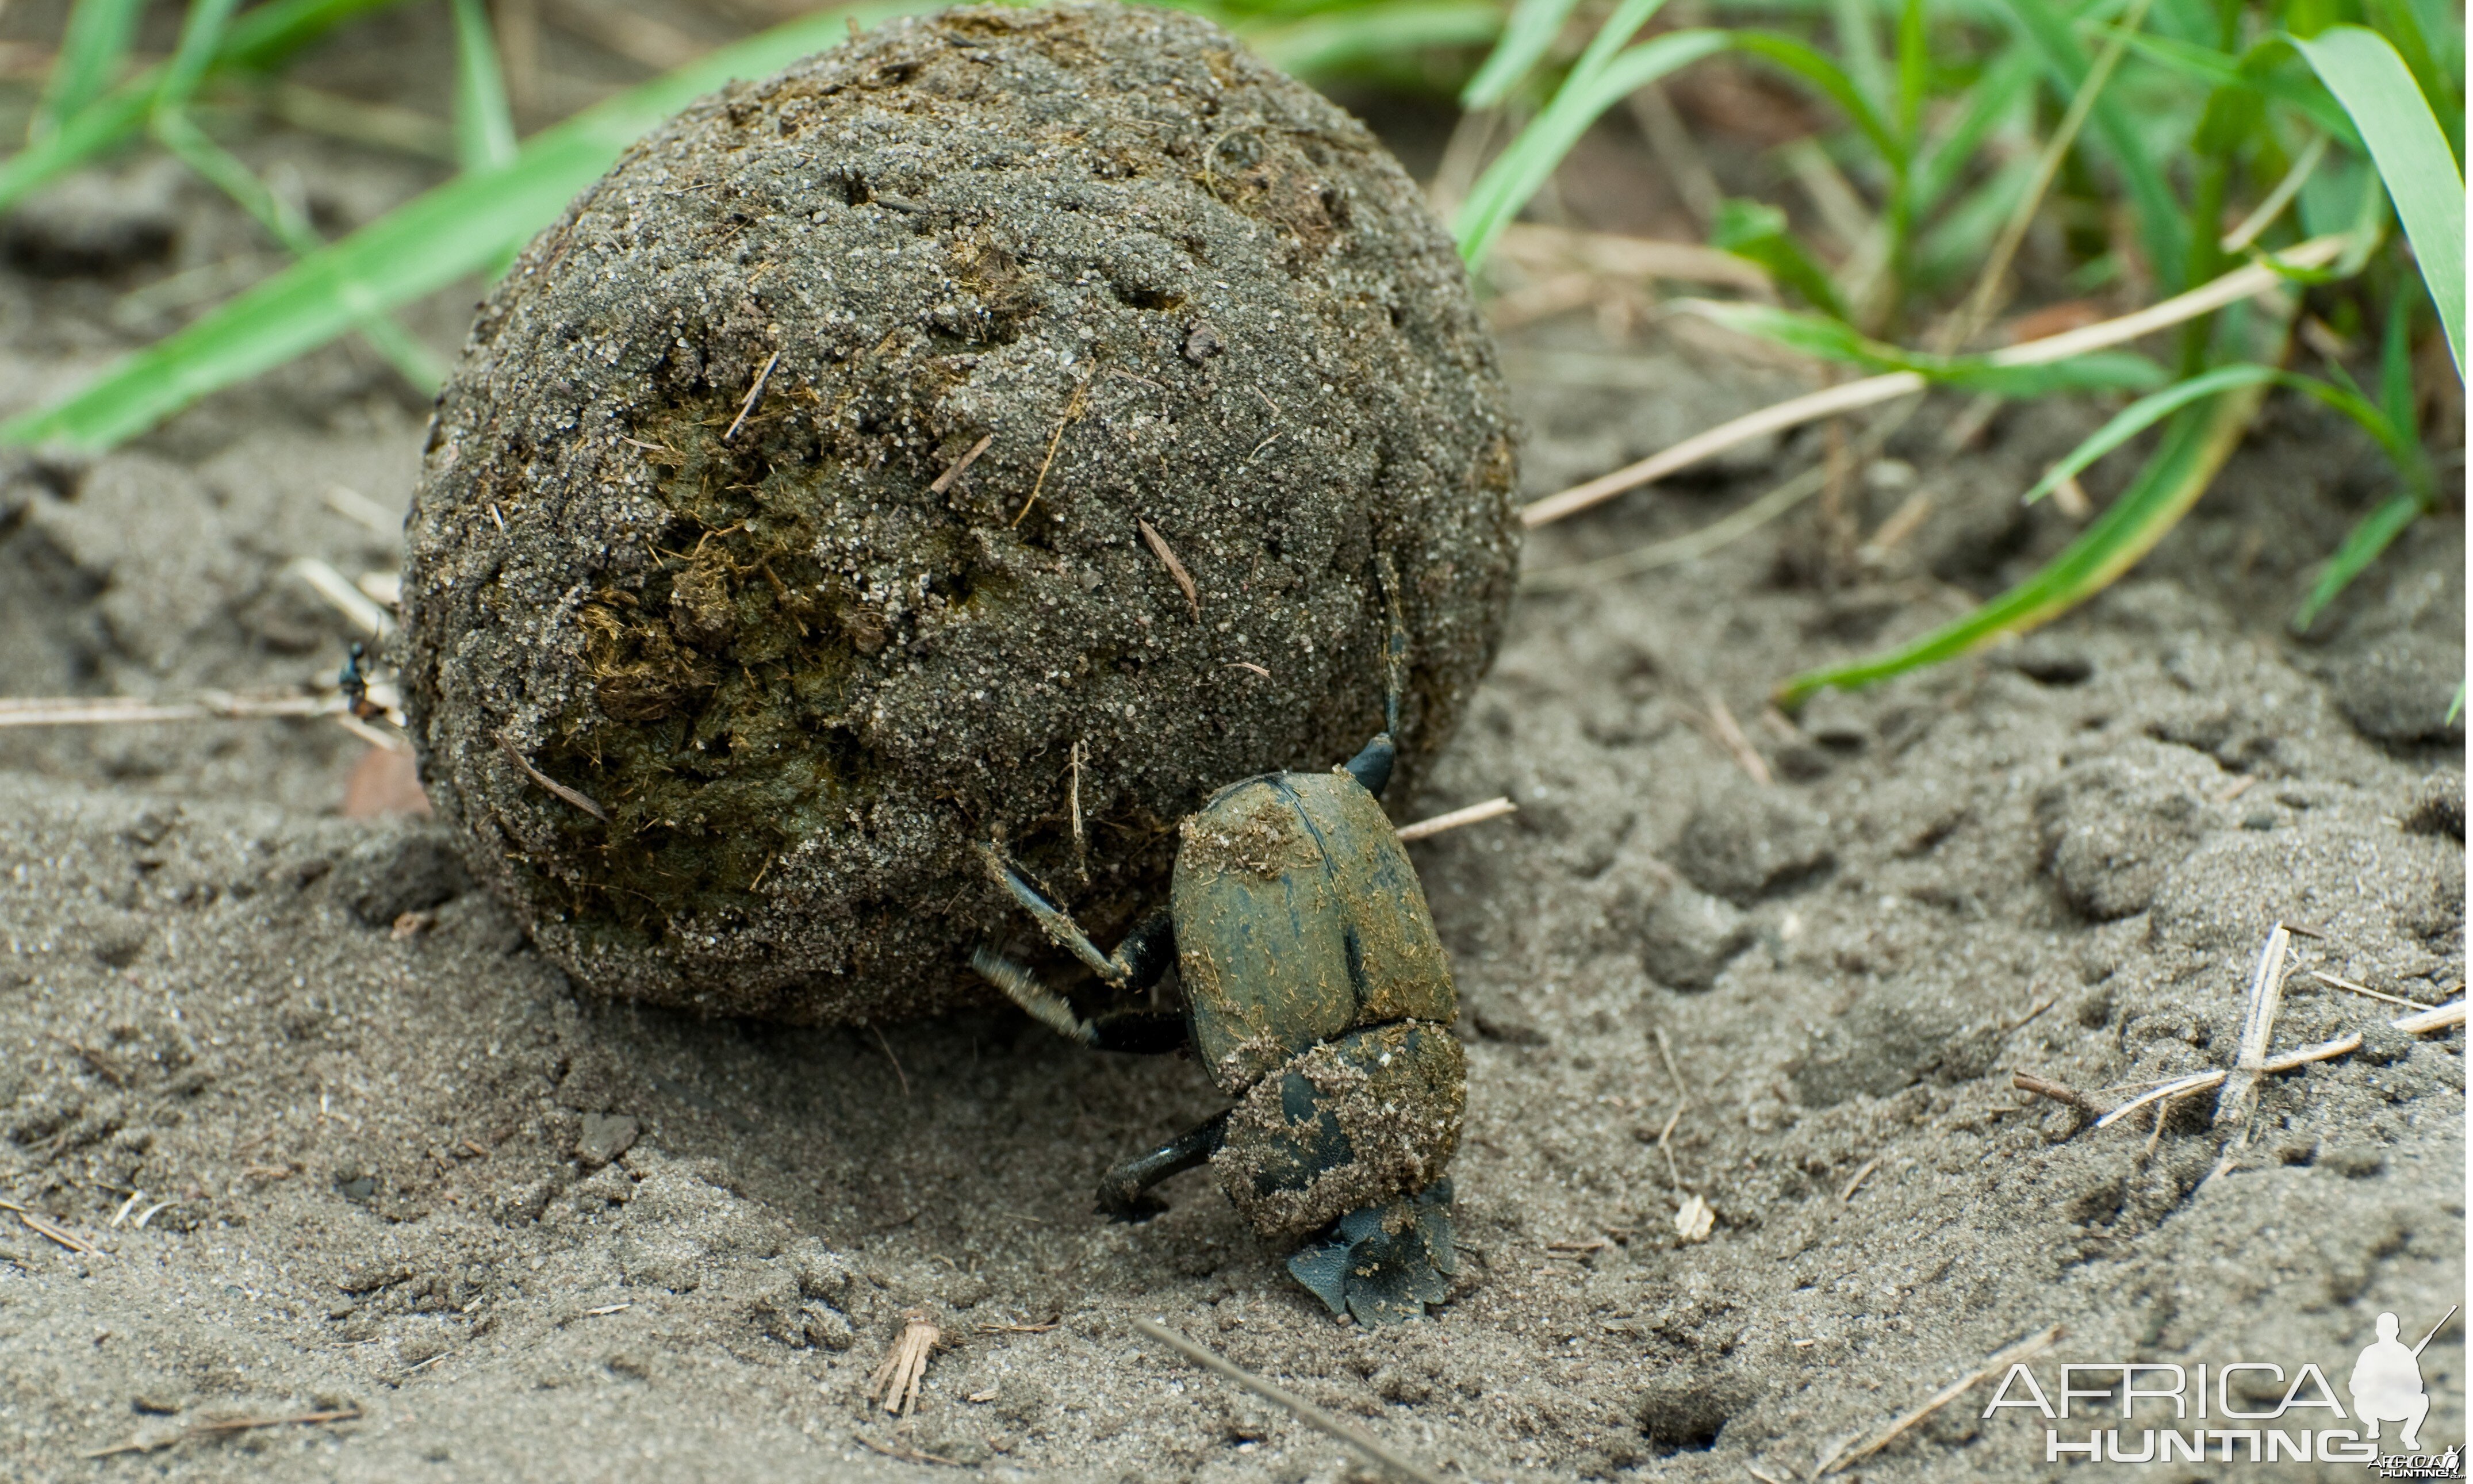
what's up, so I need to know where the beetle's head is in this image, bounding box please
[1210,1020,1464,1241]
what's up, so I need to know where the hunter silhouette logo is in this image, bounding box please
[2351,1312,2434,1452]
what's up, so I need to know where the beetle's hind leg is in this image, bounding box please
[1096,1110,1228,1221]
[1341,551,1410,800]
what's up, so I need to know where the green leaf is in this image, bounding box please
[1777,387,2265,709]
[1893,0,1927,144]
[1711,198,1848,317]
[1248,0,1503,78]
[2096,30,2359,143]
[1455,26,1728,263]
[1460,0,1583,106]
[451,0,519,172]
[0,2,942,453]
[2289,26,2466,374]
[2292,489,2422,630]
[1910,39,2037,214]
[1,0,415,216]
[29,0,148,143]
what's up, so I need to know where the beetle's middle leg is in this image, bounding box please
[1341,550,1410,801]
[975,842,1175,987]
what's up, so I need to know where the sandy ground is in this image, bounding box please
[0,18,2466,1484]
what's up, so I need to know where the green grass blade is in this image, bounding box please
[1911,39,2037,213]
[2019,362,2279,501]
[1729,30,1903,167]
[451,0,520,171]
[29,0,149,142]
[1711,198,1848,316]
[1454,28,1727,263]
[2002,0,2188,289]
[0,3,938,453]
[1,0,415,216]
[1249,0,1503,78]
[1826,0,1888,110]
[2292,488,2423,630]
[2359,0,2459,156]
[2098,30,2360,142]
[2289,26,2466,374]
[2376,286,2414,439]
[1893,0,1927,144]
[1776,386,2264,708]
[156,0,247,114]
[1460,0,1582,107]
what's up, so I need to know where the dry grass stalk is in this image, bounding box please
[2011,1072,2099,1116]
[1822,1326,2063,1474]
[83,1405,362,1459]
[0,692,325,728]
[1493,224,1767,292]
[2394,1000,2467,1036]
[1136,518,1200,620]
[929,432,994,494]
[2095,1032,2365,1130]
[1394,796,1516,842]
[1013,377,1090,526]
[289,557,393,636]
[20,1208,95,1254]
[1655,1027,1693,1108]
[1134,1320,1447,1484]
[2308,969,2435,1011]
[1696,691,1773,784]
[1519,235,2349,528]
[1838,1158,1879,1203]
[723,350,781,442]
[496,735,608,821]
[872,1309,940,1415]
[2214,923,2294,1129]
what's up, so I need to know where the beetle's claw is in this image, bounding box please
[1286,1179,1455,1326]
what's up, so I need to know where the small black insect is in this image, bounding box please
[973,558,1463,1325]
[336,641,385,721]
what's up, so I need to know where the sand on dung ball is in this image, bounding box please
[401,2,1519,1023]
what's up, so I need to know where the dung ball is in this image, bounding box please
[401,2,1519,1022]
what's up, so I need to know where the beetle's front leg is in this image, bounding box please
[1341,551,1410,800]
[1096,1110,1228,1221]
[972,948,1186,1053]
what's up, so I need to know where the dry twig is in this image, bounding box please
[496,735,607,821]
[1820,1326,2062,1473]
[723,350,781,442]
[929,432,994,494]
[1394,796,1516,842]
[2214,923,2294,1129]
[1134,1320,1445,1484]
[1136,518,1200,620]
[84,1405,362,1459]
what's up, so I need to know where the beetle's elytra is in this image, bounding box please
[972,557,1464,1325]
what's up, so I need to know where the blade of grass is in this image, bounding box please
[2288,26,2465,373]
[1944,0,2152,350]
[1460,0,1582,108]
[1247,1,1503,79]
[1,2,942,453]
[29,0,149,143]
[451,0,519,171]
[1909,39,2037,215]
[1775,386,2266,708]
[1,0,416,215]
[2002,0,2187,290]
[2292,490,2422,630]
[1455,25,1729,263]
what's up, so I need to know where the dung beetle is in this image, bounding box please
[971,557,1463,1325]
